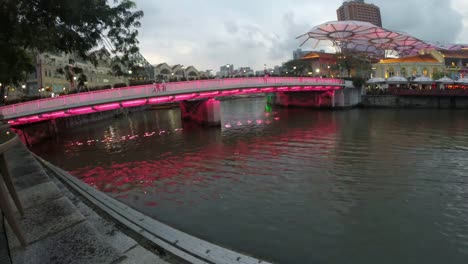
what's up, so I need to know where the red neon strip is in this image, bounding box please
[148,96,174,104]
[68,107,95,114]
[174,93,197,101]
[221,89,240,95]
[121,99,147,107]
[42,111,68,118]
[241,88,258,93]
[199,91,219,97]
[18,115,41,122]
[277,87,289,91]
[261,87,275,92]
[94,103,120,111]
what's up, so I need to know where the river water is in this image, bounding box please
[32,97,468,264]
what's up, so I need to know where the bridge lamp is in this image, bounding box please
[316,69,320,74]
[21,84,26,89]
[63,87,66,91]
[293,66,297,70]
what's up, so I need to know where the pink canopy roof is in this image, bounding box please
[298,21,462,58]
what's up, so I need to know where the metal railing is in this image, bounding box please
[0,77,344,121]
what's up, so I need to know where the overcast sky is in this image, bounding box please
[133,0,468,71]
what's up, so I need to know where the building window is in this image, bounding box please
[422,68,429,76]
[400,68,407,77]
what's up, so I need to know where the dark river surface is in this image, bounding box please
[32,97,468,264]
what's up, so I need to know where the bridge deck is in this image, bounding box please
[0,77,344,125]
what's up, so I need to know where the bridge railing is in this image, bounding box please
[0,77,344,119]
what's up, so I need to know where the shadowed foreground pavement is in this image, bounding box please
[1,140,182,264]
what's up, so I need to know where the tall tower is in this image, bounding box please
[337,0,382,27]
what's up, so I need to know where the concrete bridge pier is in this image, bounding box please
[179,98,221,126]
[333,89,345,108]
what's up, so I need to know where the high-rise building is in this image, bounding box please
[337,0,382,27]
[219,64,234,77]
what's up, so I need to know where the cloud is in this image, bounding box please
[133,0,467,71]
[375,0,463,43]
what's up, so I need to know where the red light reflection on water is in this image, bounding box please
[68,116,338,207]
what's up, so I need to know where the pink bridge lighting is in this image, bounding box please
[0,77,345,125]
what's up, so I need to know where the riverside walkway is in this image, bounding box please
[1,139,178,264]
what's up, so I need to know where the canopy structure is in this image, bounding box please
[412,76,434,84]
[387,76,408,84]
[455,77,468,84]
[366,77,386,84]
[411,76,434,84]
[298,21,465,59]
[435,76,454,84]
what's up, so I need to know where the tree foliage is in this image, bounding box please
[282,59,311,76]
[0,0,143,93]
[333,50,373,78]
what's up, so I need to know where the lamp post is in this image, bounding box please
[293,66,297,76]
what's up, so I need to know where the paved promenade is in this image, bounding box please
[1,140,183,264]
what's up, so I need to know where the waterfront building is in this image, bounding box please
[153,63,201,81]
[153,62,173,81]
[372,50,468,79]
[337,0,382,27]
[14,52,127,100]
[300,51,338,77]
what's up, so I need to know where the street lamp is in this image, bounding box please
[21,84,26,89]
[181,65,186,80]
[128,70,133,75]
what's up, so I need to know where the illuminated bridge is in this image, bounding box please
[0,77,346,126]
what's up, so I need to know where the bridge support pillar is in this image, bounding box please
[334,89,345,108]
[180,98,221,126]
[274,91,335,108]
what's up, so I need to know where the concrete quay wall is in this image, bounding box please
[362,95,468,109]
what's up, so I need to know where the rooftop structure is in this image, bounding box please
[298,21,467,59]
